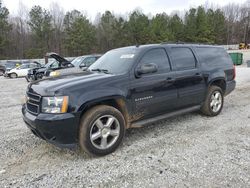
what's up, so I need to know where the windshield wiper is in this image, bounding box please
[91,68,110,74]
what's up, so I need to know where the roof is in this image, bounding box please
[112,43,222,52]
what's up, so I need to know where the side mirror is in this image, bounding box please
[136,63,158,77]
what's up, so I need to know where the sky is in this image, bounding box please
[2,0,246,20]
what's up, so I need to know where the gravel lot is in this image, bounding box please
[0,67,250,187]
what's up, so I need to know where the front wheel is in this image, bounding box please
[79,105,125,156]
[10,73,18,79]
[36,73,43,80]
[201,86,224,116]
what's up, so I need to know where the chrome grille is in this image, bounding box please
[26,91,41,115]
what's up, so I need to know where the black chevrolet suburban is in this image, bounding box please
[22,43,236,156]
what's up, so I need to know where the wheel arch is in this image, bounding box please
[78,96,130,128]
[208,78,226,94]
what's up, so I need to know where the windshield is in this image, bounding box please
[89,48,138,74]
[71,56,85,67]
[5,62,21,69]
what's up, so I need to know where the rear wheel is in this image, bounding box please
[79,105,125,156]
[201,86,224,116]
[10,73,18,79]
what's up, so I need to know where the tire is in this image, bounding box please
[36,73,43,80]
[10,73,18,79]
[79,105,125,156]
[201,86,224,116]
[0,70,4,76]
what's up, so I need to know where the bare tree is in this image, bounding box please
[50,2,64,53]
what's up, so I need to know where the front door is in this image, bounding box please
[130,48,178,122]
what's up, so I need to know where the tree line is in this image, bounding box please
[0,0,249,60]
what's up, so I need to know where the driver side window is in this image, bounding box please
[50,61,59,69]
[80,57,96,67]
[139,48,171,74]
[20,64,29,69]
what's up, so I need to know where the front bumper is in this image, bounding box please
[225,80,236,96]
[22,105,80,148]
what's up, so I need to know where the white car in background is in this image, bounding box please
[6,62,41,78]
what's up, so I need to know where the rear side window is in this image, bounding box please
[170,47,196,70]
[195,47,231,67]
[140,48,170,73]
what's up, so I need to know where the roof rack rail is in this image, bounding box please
[160,41,212,45]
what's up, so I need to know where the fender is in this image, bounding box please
[76,90,131,127]
[75,87,129,112]
[206,70,226,92]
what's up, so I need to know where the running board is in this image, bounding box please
[130,105,201,128]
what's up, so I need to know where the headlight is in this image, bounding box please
[50,71,60,77]
[42,96,68,113]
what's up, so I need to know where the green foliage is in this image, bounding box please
[196,6,213,43]
[28,5,53,56]
[151,13,174,43]
[0,0,11,59]
[63,10,96,56]
[127,10,151,44]
[169,14,184,41]
[207,9,226,44]
[184,8,197,42]
[24,48,44,59]
[0,3,233,59]
[96,11,117,51]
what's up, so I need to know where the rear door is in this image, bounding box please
[130,48,178,121]
[18,64,29,76]
[169,47,206,108]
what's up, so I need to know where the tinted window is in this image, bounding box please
[50,61,59,68]
[71,56,86,67]
[171,48,196,70]
[19,64,29,69]
[81,57,96,67]
[195,47,231,68]
[30,63,40,68]
[140,48,170,73]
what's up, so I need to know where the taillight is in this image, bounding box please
[233,65,236,80]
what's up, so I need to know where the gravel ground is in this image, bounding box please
[0,67,250,187]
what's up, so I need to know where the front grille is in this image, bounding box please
[26,91,41,115]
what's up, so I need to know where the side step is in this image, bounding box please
[130,105,201,128]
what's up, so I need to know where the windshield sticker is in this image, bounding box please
[120,54,135,59]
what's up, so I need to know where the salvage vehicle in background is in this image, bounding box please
[22,43,236,156]
[26,53,101,81]
[49,54,101,77]
[5,62,41,78]
[0,62,6,76]
[26,52,72,82]
[3,61,28,76]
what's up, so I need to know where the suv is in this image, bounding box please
[22,44,236,156]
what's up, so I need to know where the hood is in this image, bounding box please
[49,67,83,76]
[29,71,115,95]
[46,52,70,66]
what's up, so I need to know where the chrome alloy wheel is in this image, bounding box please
[210,91,222,113]
[90,115,120,150]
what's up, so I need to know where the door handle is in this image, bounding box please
[195,73,202,76]
[166,77,175,83]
